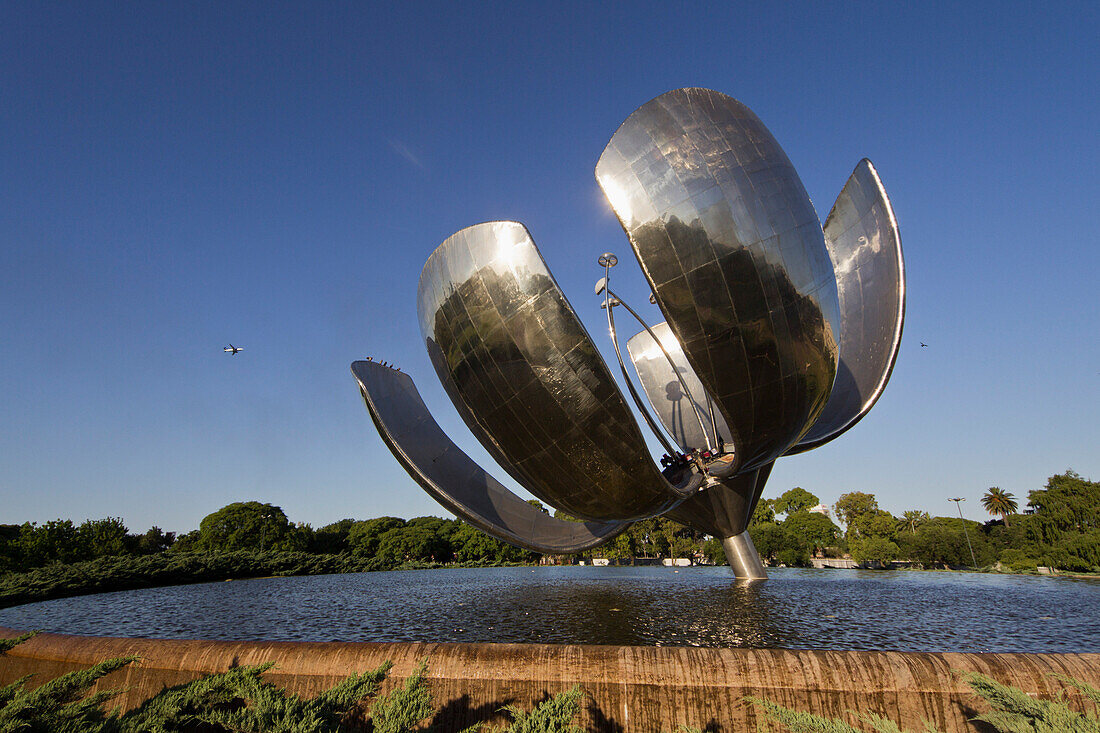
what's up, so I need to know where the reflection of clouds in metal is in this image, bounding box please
[417,222,700,522]
[597,88,841,475]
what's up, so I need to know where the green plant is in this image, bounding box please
[496,685,586,733]
[370,660,434,733]
[0,632,397,732]
[746,672,1100,732]
[965,671,1100,732]
[0,654,135,732]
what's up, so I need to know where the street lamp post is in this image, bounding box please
[948,497,978,569]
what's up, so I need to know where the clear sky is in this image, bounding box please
[2,2,1097,535]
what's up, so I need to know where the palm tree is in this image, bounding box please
[981,487,1019,527]
[901,510,929,534]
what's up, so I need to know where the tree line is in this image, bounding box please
[743,469,1099,572]
[2,469,1096,578]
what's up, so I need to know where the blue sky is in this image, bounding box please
[2,2,1097,534]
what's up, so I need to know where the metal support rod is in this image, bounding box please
[704,392,721,452]
[602,262,679,459]
[605,286,716,453]
[949,497,978,568]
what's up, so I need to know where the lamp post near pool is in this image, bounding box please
[948,497,978,569]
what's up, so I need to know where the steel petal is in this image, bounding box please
[417,221,700,521]
[352,360,628,553]
[597,88,840,473]
[787,159,905,453]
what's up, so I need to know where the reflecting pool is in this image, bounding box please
[2,566,1097,652]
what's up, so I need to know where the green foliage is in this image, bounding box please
[965,671,1100,732]
[749,522,787,561]
[833,492,879,529]
[1028,470,1100,544]
[347,517,407,558]
[782,512,841,555]
[497,685,586,733]
[701,537,726,565]
[749,500,776,528]
[0,630,39,653]
[747,671,1100,733]
[0,653,135,732]
[900,511,929,534]
[981,488,1019,527]
[600,531,637,562]
[370,661,433,733]
[895,518,993,567]
[0,550,381,609]
[998,548,1039,572]
[746,695,863,732]
[311,519,357,554]
[849,510,898,542]
[198,502,301,553]
[849,537,901,564]
[0,632,398,733]
[750,523,810,567]
[773,487,820,517]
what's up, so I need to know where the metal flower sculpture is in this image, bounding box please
[353,88,904,578]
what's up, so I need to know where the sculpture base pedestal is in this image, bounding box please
[722,530,767,579]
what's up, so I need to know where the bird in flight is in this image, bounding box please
[920,342,928,348]
[224,344,243,355]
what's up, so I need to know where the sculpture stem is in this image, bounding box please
[721,531,768,579]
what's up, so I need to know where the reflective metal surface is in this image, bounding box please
[417,221,700,522]
[352,360,627,553]
[722,531,768,580]
[596,88,840,473]
[354,88,904,580]
[787,159,905,453]
[665,463,773,540]
[627,321,732,454]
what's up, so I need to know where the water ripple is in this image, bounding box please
[2,567,1098,652]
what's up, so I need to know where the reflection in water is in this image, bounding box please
[2,567,1098,653]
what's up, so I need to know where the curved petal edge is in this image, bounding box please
[787,159,905,454]
[352,360,628,553]
[416,221,700,521]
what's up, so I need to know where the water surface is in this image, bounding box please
[2,566,1097,652]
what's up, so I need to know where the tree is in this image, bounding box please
[901,510,929,534]
[749,522,787,562]
[347,517,406,558]
[1026,470,1100,543]
[851,510,898,541]
[312,518,357,553]
[197,502,293,552]
[850,537,900,564]
[898,517,993,567]
[375,525,450,564]
[17,520,84,566]
[834,492,879,529]
[628,518,667,557]
[772,487,820,517]
[135,526,174,554]
[78,517,129,558]
[701,537,726,565]
[748,499,775,528]
[781,511,840,556]
[600,531,636,564]
[981,487,1018,528]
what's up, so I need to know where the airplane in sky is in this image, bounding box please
[224,344,243,355]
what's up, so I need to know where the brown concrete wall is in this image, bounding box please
[2,626,1098,731]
